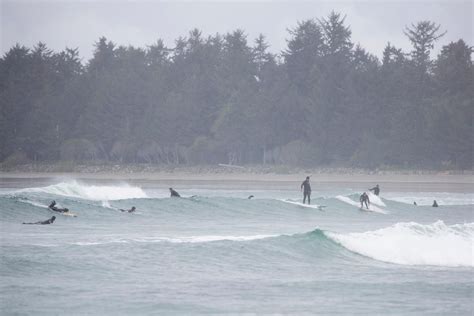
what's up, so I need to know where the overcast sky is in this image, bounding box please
[1,0,472,63]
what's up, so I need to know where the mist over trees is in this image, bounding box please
[1,12,472,168]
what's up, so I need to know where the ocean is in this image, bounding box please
[0,178,473,315]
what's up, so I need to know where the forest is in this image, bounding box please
[0,12,472,168]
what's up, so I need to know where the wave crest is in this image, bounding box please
[19,181,148,201]
[325,221,474,267]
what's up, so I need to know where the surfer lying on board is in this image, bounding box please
[120,206,136,213]
[301,176,311,204]
[169,188,181,197]
[23,216,56,225]
[360,192,370,209]
[48,201,69,213]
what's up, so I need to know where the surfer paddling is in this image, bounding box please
[23,216,56,225]
[301,176,311,204]
[48,201,70,213]
[120,206,136,213]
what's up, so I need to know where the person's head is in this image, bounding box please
[306,176,310,180]
[169,188,173,191]
[131,207,136,211]
[51,216,56,222]
[376,184,379,187]
[64,208,69,212]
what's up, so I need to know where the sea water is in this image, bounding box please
[0,178,473,315]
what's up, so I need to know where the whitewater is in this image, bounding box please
[1,178,473,315]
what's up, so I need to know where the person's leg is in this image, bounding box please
[308,193,311,205]
[303,193,307,204]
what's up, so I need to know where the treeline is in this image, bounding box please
[1,12,472,168]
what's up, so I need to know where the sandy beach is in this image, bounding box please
[1,168,472,192]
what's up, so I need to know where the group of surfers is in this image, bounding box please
[23,179,440,224]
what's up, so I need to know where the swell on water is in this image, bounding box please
[325,221,474,267]
[18,180,148,201]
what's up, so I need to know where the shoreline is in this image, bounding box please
[1,165,472,193]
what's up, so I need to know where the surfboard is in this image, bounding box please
[280,199,326,211]
[61,211,77,217]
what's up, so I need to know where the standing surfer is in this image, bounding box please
[369,184,380,196]
[301,176,311,204]
[360,192,370,209]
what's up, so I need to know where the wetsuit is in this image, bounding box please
[170,189,181,197]
[360,193,370,209]
[48,201,69,213]
[23,216,56,225]
[369,185,380,196]
[301,179,311,204]
[120,207,136,213]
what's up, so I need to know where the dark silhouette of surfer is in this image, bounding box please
[301,176,311,204]
[169,188,180,197]
[120,206,136,213]
[369,184,380,196]
[432,200,439,207]
[248,195,254,199]
[48,201,69,213]
[23,216,56,225]
[360,192,370,209]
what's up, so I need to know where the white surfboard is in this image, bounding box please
[280,199,326,211]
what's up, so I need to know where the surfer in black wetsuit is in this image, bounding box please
[48,201,69,213]
[432,200,439,207]
[301,176,311,204]
[369,184,380,196]
[248,195,254,199]
[360,192,370,209]
[23,216,56,225]
[120,206,136,213]
[169,188,181,197]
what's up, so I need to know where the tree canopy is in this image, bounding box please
[1,13,472,168]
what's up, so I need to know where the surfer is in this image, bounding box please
[23,216,56,225]
[248,195,254,199]
[413,201,417,206]
[301,176,311,204]
[360,192,370,209]
[48,201,69,213]
[432,200,439,207]
[120,206,136,213]
[169,188,181,197]
[369,184,380,196]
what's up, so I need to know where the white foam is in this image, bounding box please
[367,192,386,207]
[19,199,48,208]
[336,195,387,214]
[20,181,147,201]
[71,234,276,246]
[326,221,474,267]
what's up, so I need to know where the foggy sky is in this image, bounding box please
[1,0,472,63]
